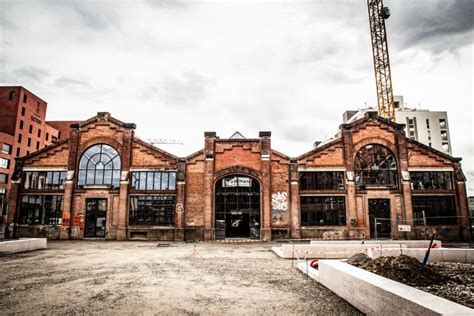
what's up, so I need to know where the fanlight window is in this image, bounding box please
[78,144,121,188]
[355,144,398,189]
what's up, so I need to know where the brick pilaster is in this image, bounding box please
[203,132,216,240]
[289,160,301,238]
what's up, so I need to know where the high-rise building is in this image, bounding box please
[0,86,73,223]
[343,95,452,155]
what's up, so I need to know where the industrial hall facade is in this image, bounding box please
[6,111,470,241]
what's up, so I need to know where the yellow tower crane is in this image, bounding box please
[367,0,395,121]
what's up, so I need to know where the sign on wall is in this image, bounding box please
[222,177,252,188]
[398,224,411,232]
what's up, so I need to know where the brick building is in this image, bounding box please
[0,86,67,226]
[6,111,470,241]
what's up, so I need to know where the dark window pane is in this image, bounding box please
[410,171,453,191]
[300,172,345,190]
[355,144,398,189]
[20,195,63,225]
[412,196,457,225]
[300,196,346,226]
[129,195,175,226]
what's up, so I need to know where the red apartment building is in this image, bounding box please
[0,86,72,226]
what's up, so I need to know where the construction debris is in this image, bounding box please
[349,254,474,308]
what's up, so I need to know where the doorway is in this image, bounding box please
[369,199,392,238]
[369,199,391,239]
[84,199,107,238]
[215,175,260,239]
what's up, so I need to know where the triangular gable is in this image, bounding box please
[341,111,403,132]
[22,139,70,167]
[132,138,179,167]
[297,137,342,161]
[21,139,69,163]
[76,112,136,131]
[407,138,460,162]
[229,131,245,139]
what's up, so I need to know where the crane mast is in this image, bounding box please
[367,0,395,121]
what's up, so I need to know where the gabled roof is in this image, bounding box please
[133,137,179,161]
[407,138,461,162]
[185,149,204,161]
[18,138,69,162]
[229,131,245,139]
[340,111,404,131]
[74,112,136,130]
[296,137,342,161]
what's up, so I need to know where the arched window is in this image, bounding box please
[78,144,121,188]
[355,144,398,189]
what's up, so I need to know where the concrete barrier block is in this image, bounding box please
[276,244,407,259]
[368,248,474,264]
[297,261,320,282]
[0,238,47,254]
[317,260,473,315]
[310,240,442,248]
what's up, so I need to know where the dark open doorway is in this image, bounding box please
[84,199,107,238]
[215,175,260,239]
[369,198,391,239]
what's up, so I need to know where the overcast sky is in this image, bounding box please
[1,0,473,194]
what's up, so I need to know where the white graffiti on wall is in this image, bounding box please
[271,192,288,211]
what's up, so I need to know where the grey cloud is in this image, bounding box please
[71,2,120,31]
[160,72,216,106]
[281,124,320,143]
[1,41,13,48]
[292,43,338,64]
[0,10,17,30]
[145,0,186,9]
[0,71,19,84]
[12,67,50,82]
[388,0,473,54]
[55,76,91,88]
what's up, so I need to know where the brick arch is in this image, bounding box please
[214,165,262,182]
[352,137,398,162]
[77,137,124,174]
[351,140,400,188]
[78,137,123,158]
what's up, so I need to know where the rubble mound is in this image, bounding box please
[355,254,448,287]
[347,253,371,266]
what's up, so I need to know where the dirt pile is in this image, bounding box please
[349,254,474,308]
[355,254,447,287]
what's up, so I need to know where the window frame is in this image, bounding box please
[0,173,7,184]
[300,196,347,226]
[130,171,177,191]
[23,171,67,190]
[410,171,453,191]
[2,143,12,155]
[0,158,10,169]
[77,144,121,189]
[129,195,176,226]
[412,196,457,225]
[355,144,398,189]
[299,171,345,191]
[19,195,64,225]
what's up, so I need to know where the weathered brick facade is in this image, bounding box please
[7,112,470,241]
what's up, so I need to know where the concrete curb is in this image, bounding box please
[310,240,443,248]
[298,259,473,315]
[0,238,47,254]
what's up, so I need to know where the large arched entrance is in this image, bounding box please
[215,174,260,239]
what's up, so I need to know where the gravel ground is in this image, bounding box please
[0,241,361,315]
